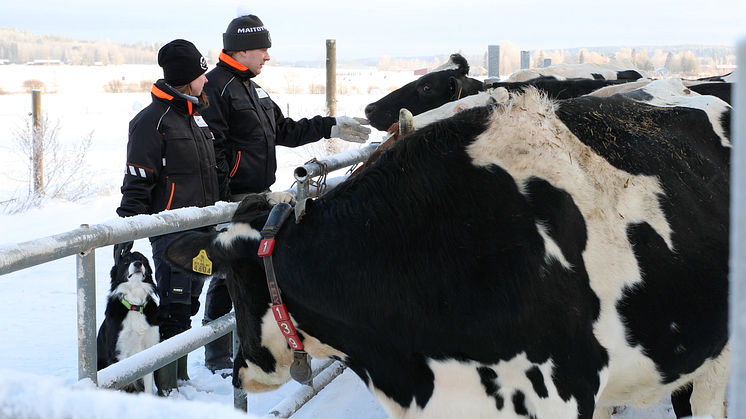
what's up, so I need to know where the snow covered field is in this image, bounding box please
[0,64,677,418]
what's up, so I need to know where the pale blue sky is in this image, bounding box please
[2,0,746,61]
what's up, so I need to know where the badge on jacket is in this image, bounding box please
[193,115,208,127]
[256,87,269,99]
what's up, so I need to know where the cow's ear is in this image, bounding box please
[165,231,221,278]
[449,76,464,99]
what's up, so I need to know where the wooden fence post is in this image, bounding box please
[326,39,337,117]
[31,89,43,197]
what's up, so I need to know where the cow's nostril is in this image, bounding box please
[364,103,376,116]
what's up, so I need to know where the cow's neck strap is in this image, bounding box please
[258,202,313,385]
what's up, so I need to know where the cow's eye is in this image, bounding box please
[422,85,431,93]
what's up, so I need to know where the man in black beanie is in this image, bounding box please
[199,11,370,375]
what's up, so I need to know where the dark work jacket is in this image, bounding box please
[117,79,222,218]
[201,52,336,196]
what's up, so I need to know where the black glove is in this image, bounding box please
[113,241,134,266]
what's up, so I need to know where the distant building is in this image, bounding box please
[414,68,428,76]
[0,59,9,65]
[28,60,62,66]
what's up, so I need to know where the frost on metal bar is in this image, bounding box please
[293,143,378,183]
[0,202,238,275]
[728,36,746,415]
[264,360,346,418]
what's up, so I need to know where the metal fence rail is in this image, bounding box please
[0,145,374,416]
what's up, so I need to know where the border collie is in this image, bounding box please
[97,250,159,393]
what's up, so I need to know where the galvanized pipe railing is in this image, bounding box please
[0,143,378,415]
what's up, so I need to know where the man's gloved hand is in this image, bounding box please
[113,241,134,265]
[266,191,297,206]
[330,116,371,143]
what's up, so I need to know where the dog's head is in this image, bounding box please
[110,251,156,294]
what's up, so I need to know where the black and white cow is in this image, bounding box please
[504,59,647,82]
[364,53,484,131]
[364,54,646,131]
[166,79,731,419]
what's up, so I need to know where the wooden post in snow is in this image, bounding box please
[326,39,337,117]
[31,89,43,197]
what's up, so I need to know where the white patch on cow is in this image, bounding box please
[238,309,294,392]
[410,88,510,131]
[464,89,716,412]
[368,356,581,419]
[217,222,262,248]
[506,59,648,82]
[237,307,348,393]
[536,222,572,269]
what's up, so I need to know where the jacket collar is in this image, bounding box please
[218,51,257,80]
[151,79,205,116]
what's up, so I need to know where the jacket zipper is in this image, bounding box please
[166,181,175,210]
[230,151,242,178]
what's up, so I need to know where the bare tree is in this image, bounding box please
[2,113,95,214]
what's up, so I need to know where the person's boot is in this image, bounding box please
[154,360,178,396]
[177,354,190,381]
[204,318,234,375]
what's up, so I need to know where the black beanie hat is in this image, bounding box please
[157,39,208,86]
[223,14,272,51]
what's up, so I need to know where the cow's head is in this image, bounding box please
[165,194,296,392]
[364,53,484,131]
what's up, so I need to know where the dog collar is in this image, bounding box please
[120,298,147,313]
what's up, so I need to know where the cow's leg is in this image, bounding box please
[670,383,693,419]
[690,343,730,418]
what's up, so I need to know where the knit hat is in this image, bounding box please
[157,39,208,86]
[223,13,272,51]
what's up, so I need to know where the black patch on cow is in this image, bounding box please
[487,78,638,101]
[512,390,534,417]
[526,366,549,398]
[591,73,605,80]
[557,95,730,384]
[477,366,505,410]
[688,82,732,104]
[720,108,731,140]
[616,69,643,80]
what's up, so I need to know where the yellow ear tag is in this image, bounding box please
[192,250,213,275]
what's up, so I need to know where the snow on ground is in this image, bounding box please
[0,64,676,418]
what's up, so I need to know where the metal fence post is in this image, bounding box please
[543,58,552,68]
[76,224,97,383]
[729,36,746,417]
[488,45,500,79]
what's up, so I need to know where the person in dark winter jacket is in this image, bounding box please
[198,10,371,374]
[114,38,225,395]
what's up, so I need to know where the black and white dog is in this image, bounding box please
[97,248,159,393]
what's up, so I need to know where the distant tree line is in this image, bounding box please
[377,43,736,78]
[0,27,162,65]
